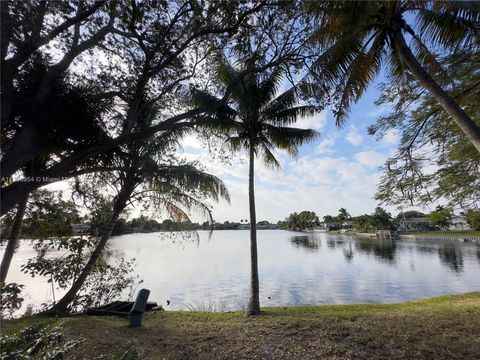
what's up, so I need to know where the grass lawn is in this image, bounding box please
[3,292,480,359]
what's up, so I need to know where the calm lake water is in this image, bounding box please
[4,230,480,312]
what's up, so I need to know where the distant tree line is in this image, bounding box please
[111,217,202,235]
[351,208,397,233]
[280,211,320,231]
[112,219,276,234]
[320,207,480,233]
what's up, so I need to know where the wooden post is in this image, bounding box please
[129,288,150,327]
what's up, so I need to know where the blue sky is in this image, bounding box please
[179,76,416,223]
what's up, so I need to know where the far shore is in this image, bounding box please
[315,229,480,240]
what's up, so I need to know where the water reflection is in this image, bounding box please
[416,245,437,255]
[289,235,320,252]
[4,231,480,312]
[438,245,464,273]
[354,238,397,263]
[287,234,477,273]
[327,235,345,249]
[343,242,354,262]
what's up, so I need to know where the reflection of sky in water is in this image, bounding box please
[3,231,480,312]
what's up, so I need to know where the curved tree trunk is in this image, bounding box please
[0,196,28,283]
[393,29,480,154]
[245,144,260,316]
[47,180,135,316]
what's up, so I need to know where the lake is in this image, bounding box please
[4,230,480,312]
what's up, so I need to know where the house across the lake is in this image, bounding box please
[72,223,91,235]
[449,216,470,231]
[398,217,431,231]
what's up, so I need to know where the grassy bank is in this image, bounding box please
[3,292,480,359]
[325,229,359,235]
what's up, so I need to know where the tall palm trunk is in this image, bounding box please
[393,28,480,154]
[48,179,135,315]
[0,196,28,283]
[246,143,260,316]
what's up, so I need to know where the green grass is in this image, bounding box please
[2,292,480,359]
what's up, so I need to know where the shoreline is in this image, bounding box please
[322,230,480,243]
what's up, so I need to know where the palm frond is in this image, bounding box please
[416,3,480,51]
[154,190,213,225]
[226,136,248,153]
[409,33,452,86]
[335,32,386,125]
[263,125,319,157]
[260,143,281,169]
[261,87,300,120]
[257,65,287,108]
[193,115,240,135]
[216,59,249,108]
[265,105,317,126]
[306,1,376,44]
[191,88,237,118]
[305,33,366,99]
[164,201,191,223]
[146,163,230,204]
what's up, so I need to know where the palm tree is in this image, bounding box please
[337,208,351,222]
[194,58,318,315]
[305,1,480,153]
[48,112,229,315]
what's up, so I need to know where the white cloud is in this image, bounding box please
[292,110,327,130]
[367,104,390,118]
[345,125,364,146]
[354,151,386,168]
[381,129,401,145]
[180,149,387,223]
[315,135,336,155]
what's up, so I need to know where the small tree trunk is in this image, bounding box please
[47,180,135,315]
[393,28,480,154]
[0,196,28,283]
[245,144,261,316]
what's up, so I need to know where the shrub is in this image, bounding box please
[0,282,24,319]
[465,211,480,231]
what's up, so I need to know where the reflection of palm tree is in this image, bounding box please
[305,1,480,153]
[355,239,397,263]
[438,245,464,273]
[343,241,354,262]
[290,235,320,253]
[194,58,318,315]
